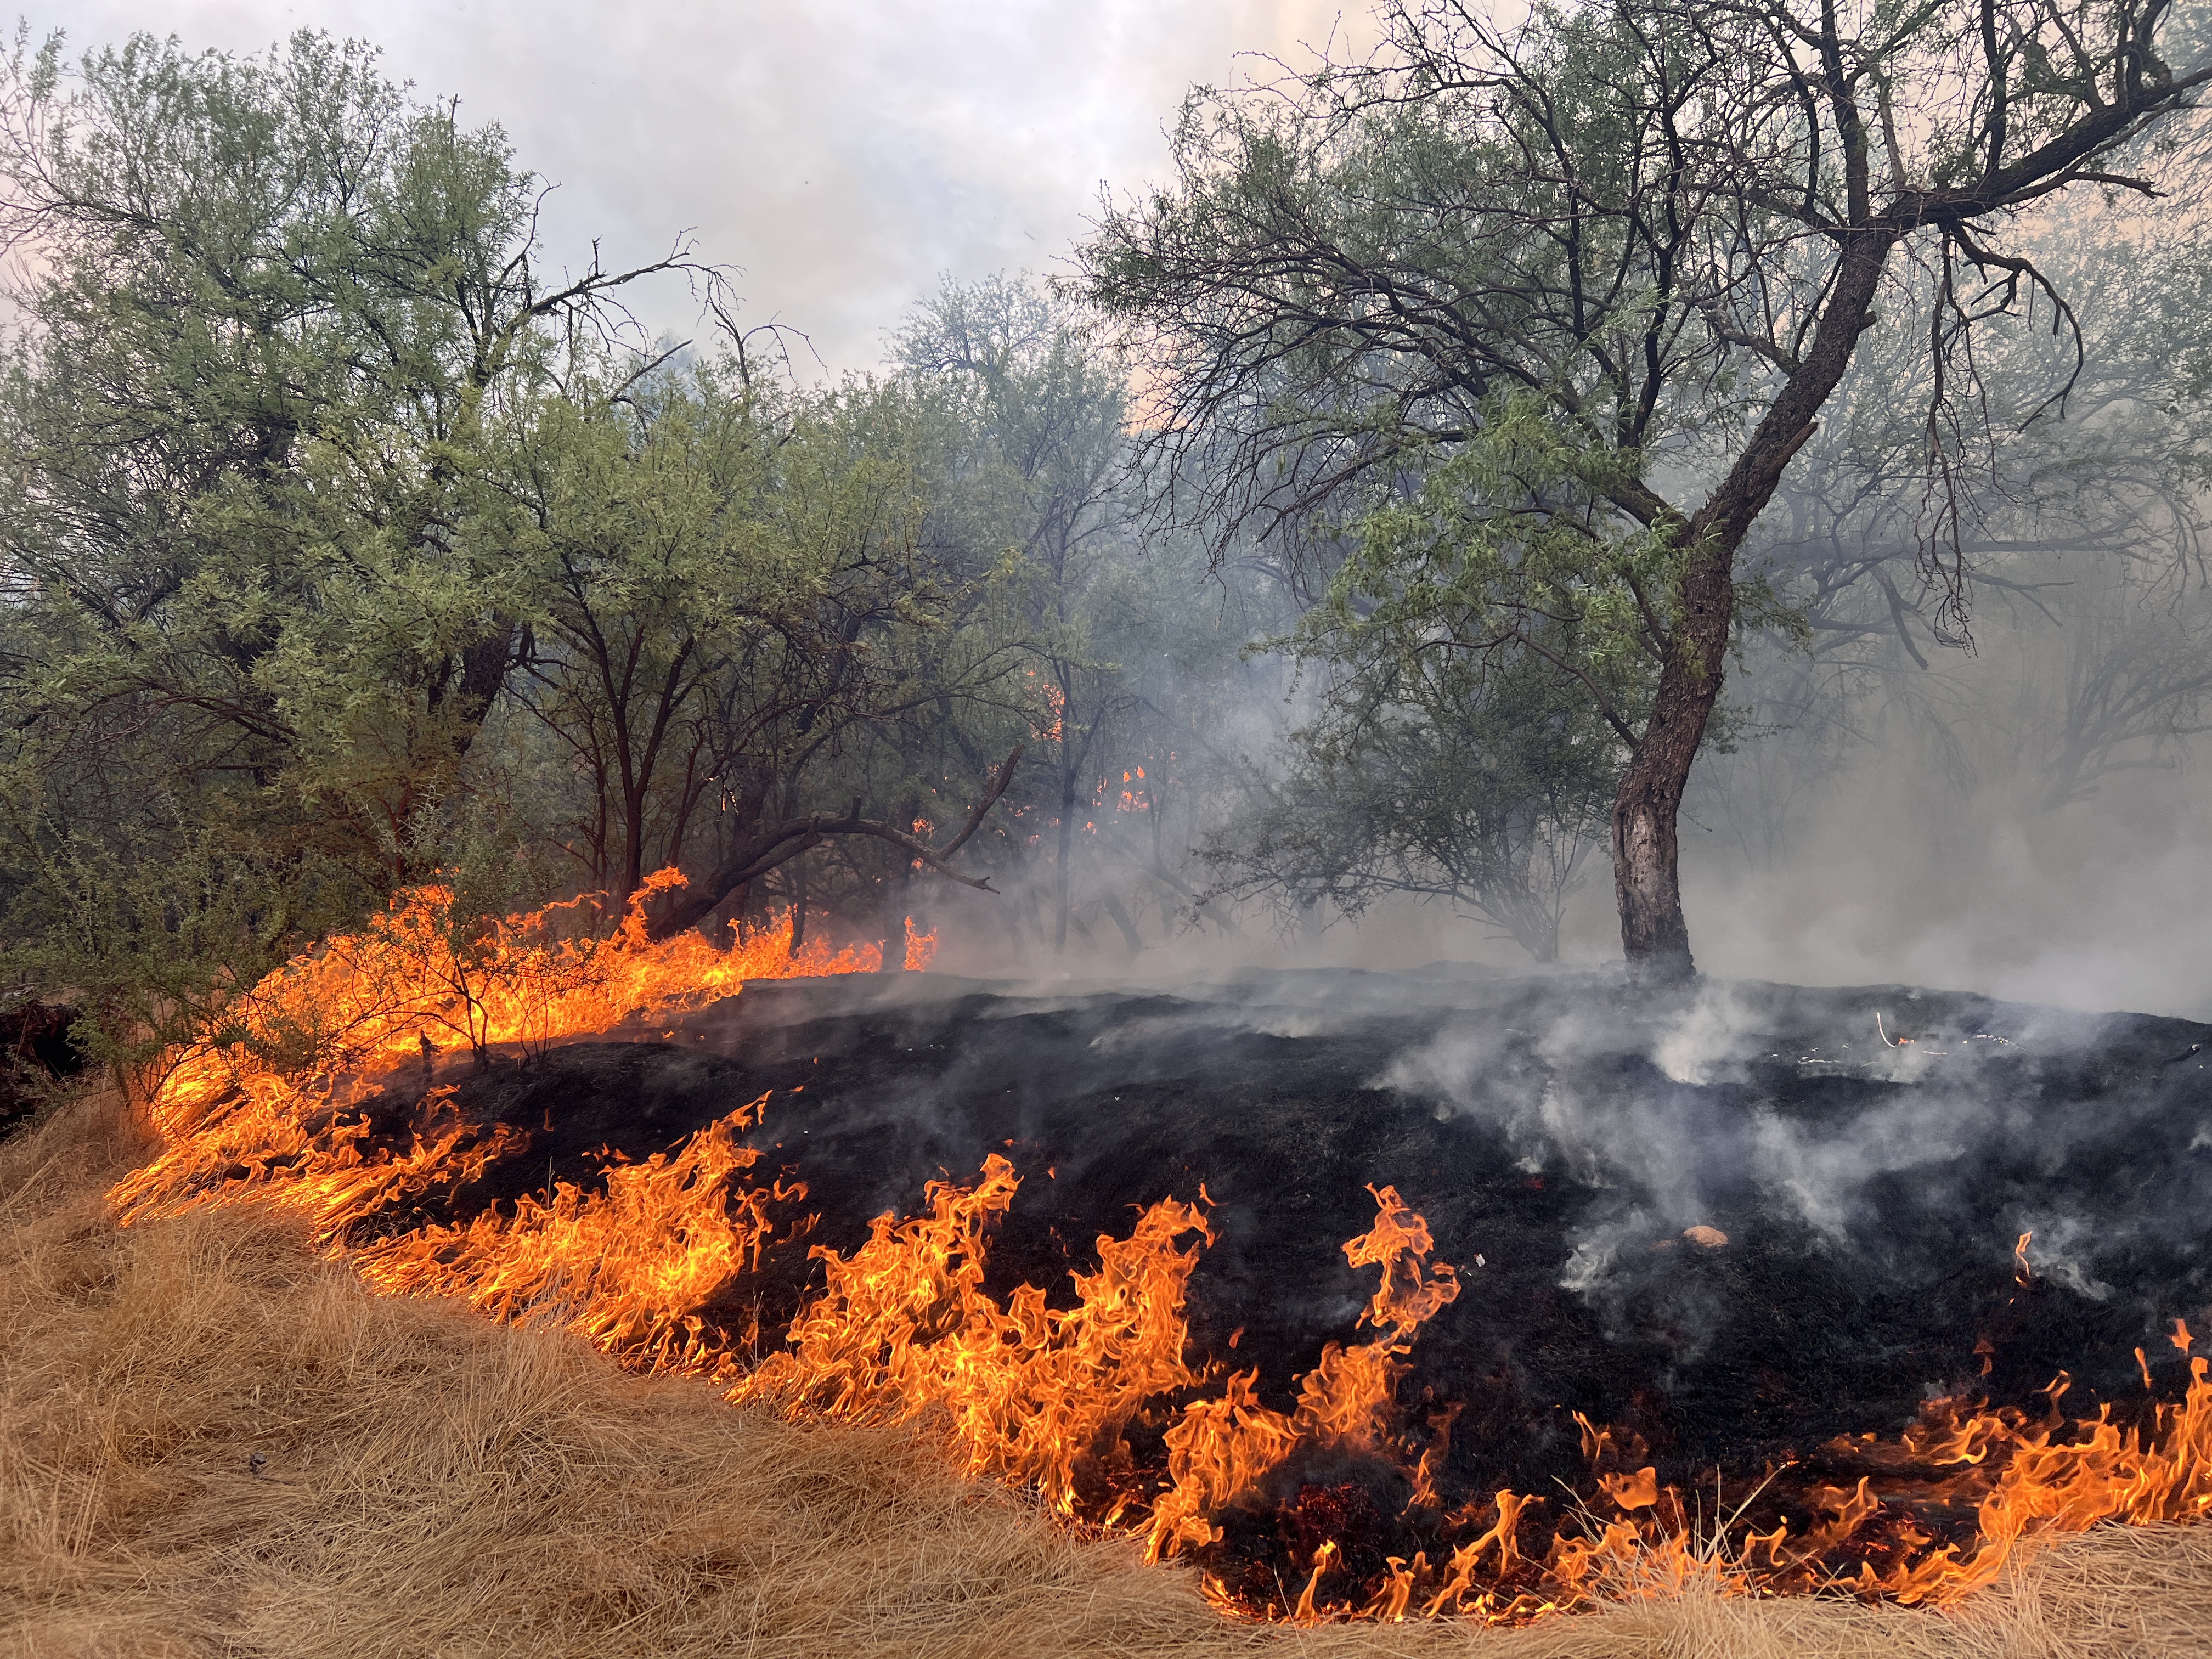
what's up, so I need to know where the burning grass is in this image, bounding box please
[21,878,2212,1646]
[109,875,880,1245]
[4,1091,2212,1659]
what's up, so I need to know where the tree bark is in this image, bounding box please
[1609,561,1729,978]
[1100,889,1144,957]
[1610,228,1898,977]
[1054,781,1076,955]
[881,794,920,972]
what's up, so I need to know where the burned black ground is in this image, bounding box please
[348,965,2212,1585]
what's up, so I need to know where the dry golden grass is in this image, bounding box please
[5,1090,2211,1659]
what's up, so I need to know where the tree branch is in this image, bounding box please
[642,748,1024,941]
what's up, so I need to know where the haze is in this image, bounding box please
[16,0,2211,1022]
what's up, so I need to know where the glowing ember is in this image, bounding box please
[105,888,2212,1626]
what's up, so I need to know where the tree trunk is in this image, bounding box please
[621,785,648,903]
[1609,551,1731,979]
[644,749,1020,943]
[881,794,919,973]
[1100,889,1144,957]
[1054,780,1076,955]
[1610,227,1900,978]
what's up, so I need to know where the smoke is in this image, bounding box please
[1663,764,2212,1024]
[926,525,2212,1022]
[59,2,2210,1023]
[1373,977,2191,1337]
[2016,1216,2118,1303]
[1650,980,1759,1085]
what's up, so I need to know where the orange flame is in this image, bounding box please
[353,1094,796,1368]
[103,887,2212,1627]
[730,1153,1214,1517]
[1144,1183,1463,1563]
[112,873,870,1240]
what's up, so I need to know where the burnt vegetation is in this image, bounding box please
[122,961,2212,1618]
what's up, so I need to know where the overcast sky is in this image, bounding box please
[46,1,1379,372]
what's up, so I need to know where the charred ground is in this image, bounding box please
[341,965,2212,1588]
[352,967,2212,1454]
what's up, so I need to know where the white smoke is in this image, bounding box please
[1381,984,2107,1306]
[1651,980,1758,1085]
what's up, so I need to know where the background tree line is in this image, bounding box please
[0,32,1290,1070]
[3,4,2210,1075]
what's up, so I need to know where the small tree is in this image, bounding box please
[1086,0,2210,975]
[0,29,698,930]
[0,28,712,1053]
[896,276,1136,952]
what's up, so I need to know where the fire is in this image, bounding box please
[902,916,939,971]
[353,1094,797,1369]
[1145,1183,1463,1561]
[1023,667,1066,744]
[110,872,872,1240]
[102,887,2212,1628]
[730,1153,1214,1518]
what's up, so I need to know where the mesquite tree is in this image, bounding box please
[1085,0,2210,976]
[505,361,1032,933]
[896,277,1135,953]
[0,30,699,1055]
[1201,624,1624,961]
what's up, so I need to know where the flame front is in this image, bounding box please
[352,1096,793,1369]
[1144,1183,1463,1562]
[730,1153,1214,1518]
[104,885,2212,1626]
[111,873,872,1241]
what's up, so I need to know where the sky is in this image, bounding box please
[44,0,1380,373]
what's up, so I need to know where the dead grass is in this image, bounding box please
[4,1091,2210,1659]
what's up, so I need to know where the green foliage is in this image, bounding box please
[501,348,1043,912]
[0,799,365,1088]
[1313,398,1683,714]
[0,27,686,1054]
[1207,631,1622,960]
[1089,0,2210,965]
[1189,402,1671,956]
